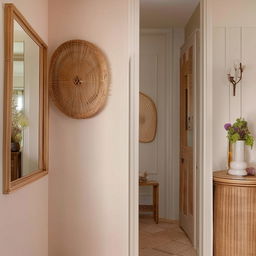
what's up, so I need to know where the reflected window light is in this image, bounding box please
[16,94,24,111]
[13,90,24,111]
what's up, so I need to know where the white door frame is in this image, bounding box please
[128,0,213,255]
[198,0,213,255]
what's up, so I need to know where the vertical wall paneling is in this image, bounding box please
[170,29,184,219]
[226,28,242,121]
[213,28,229,170]
[139,54,159,175]
[165,30,172,219]
[213,26,256,170]
[139,31,169,217]
[241,27,256,163]
[139,29,184,219]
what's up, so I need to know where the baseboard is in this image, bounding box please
[159,218,179,224]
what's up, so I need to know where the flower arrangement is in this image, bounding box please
[224,118,254,148]
[11,96,28,144]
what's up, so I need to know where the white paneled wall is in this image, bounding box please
[140,31,168,218]
[139,29,184,219]
[213,27,256,170]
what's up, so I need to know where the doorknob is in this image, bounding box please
[181,158,184,163]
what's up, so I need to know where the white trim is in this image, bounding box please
[199,0,213,255]
[128,0,139,256]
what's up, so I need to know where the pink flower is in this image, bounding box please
[246,167,256,176]
[224,123,231,130]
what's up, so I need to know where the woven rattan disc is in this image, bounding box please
[49,40,109,119]
[139,92,157,143]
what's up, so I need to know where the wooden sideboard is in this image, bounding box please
[213,170,256,256]
[11,152,21,181]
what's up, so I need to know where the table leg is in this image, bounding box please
[153,185,159,224]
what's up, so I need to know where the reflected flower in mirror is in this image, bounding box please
[11,94,28,152]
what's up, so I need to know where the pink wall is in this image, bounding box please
[48,0,130,255]
[0,1,48,255]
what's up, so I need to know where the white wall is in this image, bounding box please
[213,0,256,27]
[48,0,130,255]
[23,33,40,175]
[212,0,256,170]
[0,1,48,256]
[139,29,183,220]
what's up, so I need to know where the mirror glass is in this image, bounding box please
[11,20,40,181]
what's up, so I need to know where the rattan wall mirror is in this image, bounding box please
[49,40,110,119]
[3,4,48,193]
[139,92,157,143]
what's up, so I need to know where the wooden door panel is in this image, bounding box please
[183,161,188,215]
[188,150,194,216]
[180,148,193,217]
[180,46,194,243]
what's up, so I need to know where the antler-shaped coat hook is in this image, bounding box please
[227,62,244,96]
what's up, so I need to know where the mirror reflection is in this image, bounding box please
[11,20,40,181]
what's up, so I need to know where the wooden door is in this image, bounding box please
[180,46,194,243]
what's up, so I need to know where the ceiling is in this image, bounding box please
[140,0,200,28]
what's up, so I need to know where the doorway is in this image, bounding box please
[128,0,214,256]
[138,1,200,255]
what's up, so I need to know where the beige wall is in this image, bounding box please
[0,1,48,256]
[185,4,200,40]
[48,0,130,255]
[213,0,256,27]
[212,0,256,170]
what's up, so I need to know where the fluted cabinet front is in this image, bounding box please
[214,171,256,256]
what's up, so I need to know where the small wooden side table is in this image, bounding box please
[139,181,159,224]
[213,170,256,256]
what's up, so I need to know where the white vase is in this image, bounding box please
[228,140,247,176]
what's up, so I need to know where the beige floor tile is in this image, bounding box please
[139,215,156,224]
[179,247,196,256]
[140,248,175,256]
[141,224,165,234]
[153,240,190,255]
[140,236,154,249]
[157,223,177,231]
[139,232,172,249]
[173,235,192,246]
[139,216,196,256]
[152,231,179,242]
[166,230,187,240]
[140,230,153,238]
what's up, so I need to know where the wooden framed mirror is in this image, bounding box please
[3,4,48,193]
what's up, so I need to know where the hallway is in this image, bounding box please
[140,216,196,256]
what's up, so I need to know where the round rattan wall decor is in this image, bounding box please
[139,92,157,143]
[49,40,110,119]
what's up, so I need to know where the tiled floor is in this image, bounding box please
[139,216,196,256]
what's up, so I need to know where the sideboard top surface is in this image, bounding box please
[214,170,256,186]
